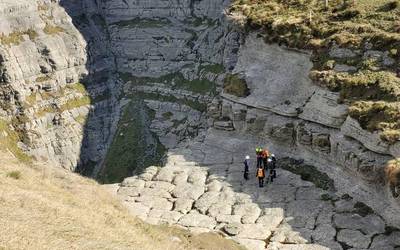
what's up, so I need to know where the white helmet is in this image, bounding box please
[271,154,275,157]
[245,155,250,160]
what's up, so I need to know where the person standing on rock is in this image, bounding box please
[256,165,265,187]
[243,155,250,180]
[261,148,269,170]
[256,147,263,168]
[270,154,277,180]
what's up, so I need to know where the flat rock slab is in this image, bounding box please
[337,229,371,249]
[227,33,317,116]
[299,89,348,128]
[111,130,394,250]
[178,213,217,229]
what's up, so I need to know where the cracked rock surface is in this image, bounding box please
[109,129,399,250]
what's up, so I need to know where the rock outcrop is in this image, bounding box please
[209,33,400,225]
[0,0,240,177]
[1,1,400,248]
[0,0,93,170]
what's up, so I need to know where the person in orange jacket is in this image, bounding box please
[256,165,265,187]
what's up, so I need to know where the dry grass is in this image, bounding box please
[0,120,31,162]
[231,0,400,143]
[231,0,400,49]
[0,29,38,46]
[0,153,244,250]
[60,96,91,111]
[43,24,65,35]
[348,101,400,143]
[36,75,52,83]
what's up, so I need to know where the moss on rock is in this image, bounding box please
[223,74,250,97]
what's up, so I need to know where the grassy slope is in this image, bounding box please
[98,99,166,184]
[0,153,244,250]
[231,0,400,143]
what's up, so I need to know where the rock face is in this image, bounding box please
[1,1,400,247]
[0,0,240,177]
[209,33,399,225]
[0,0,118,170]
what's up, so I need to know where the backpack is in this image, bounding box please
[257,168,265,178]
[261,150,269,158]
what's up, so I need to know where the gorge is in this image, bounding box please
[1,0,400,249]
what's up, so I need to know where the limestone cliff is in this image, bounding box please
[0,0,241,182]
[0,0,399,229]
[208,34,400,224]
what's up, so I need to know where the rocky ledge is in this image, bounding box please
[107,129,400,250]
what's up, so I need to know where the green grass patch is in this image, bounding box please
[199,64,225,74]
[119,72,217,95]
[322,71,400,102]
[231,0,400,49]
[135,92,207,112]
[60,96,91,111]
[6,171,21,180]
[66,83,87,94]
[75,115,87,125]
[232,0,400,142]
[223,74,250,97]
[112,18,170,28]
[348,101,400,143]
[0,120,31,163]
[99,99,166,184]
[279,157,335,191]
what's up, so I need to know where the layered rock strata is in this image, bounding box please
[209,33,400,225]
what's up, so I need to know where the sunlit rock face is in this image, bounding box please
[0,0,241,177]
[210,33,399,225]
[1,0,400,237]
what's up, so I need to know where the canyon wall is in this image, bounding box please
[208,34,400,224]
[0,0,241,182]
[0,0,399,221]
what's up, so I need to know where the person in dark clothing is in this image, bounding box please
[256,166,265,187]
[243,155,250,180]
[270,154,277,179]
[261,149,269,169]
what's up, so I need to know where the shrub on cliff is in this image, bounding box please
[223,74,250,97]
[231,0,400,143]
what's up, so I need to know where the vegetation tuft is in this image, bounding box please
[353,201,375,217]
[99,99,166,184]
[43,24,64,35]
[6,170,21,180]
[0,29,38,46]
[231,0,400,144]
[279,157,335,190]
[0,120,30,162]
[223,74,250,97]
[119,71,217,95]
